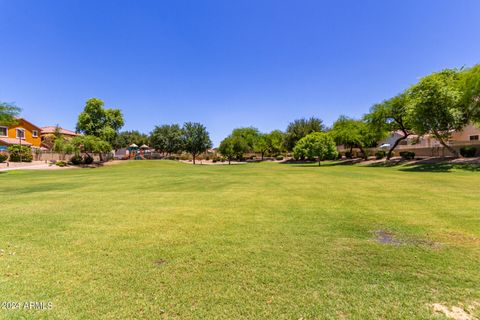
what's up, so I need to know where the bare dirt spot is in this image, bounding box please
[154,259,166,266]
[431,303,477,320]
[374,230,404,245]
[373,230,440,248]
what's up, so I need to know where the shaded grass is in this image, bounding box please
[0,161,479,319]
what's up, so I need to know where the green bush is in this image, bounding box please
[56,161,68,167]
[460,146,477,158]
[84,155,94,164]
[375,150,386,160]
[399,151,415,160]
[276,155,284,161]
[0,152,8,163]
[7,145,33,162]
[70,155,83,165]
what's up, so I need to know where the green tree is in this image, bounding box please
[0,102,20,125]
[265,130,285,156]
[182,122,212,164]
[218,135,248,164]
[150,124,184,155]
[365,93,412,159]
[406,69,467,157]
[331,116,378,160]
[459,64,480,123]
[113,130,149,150]
[253,133,269,160]
[69,135,112,161]
[76,98,125,144]
[231,127,260,152]
[285,117,324,151]
[293,132,338,166]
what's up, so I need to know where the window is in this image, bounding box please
[32,130,38,138]
[470,135,479,141]
[16,128,25,139]
[0,126,7,137]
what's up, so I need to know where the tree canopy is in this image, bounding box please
[76,98,125,144]
[406,69,467,156]
[293,132,338,165]
[182,122,212,164]
[113,131,149,150]
[284,117,324,151]
[150,124,184,155]
[218,135,248,164]
[0,102,20,125]
[331,116,379,159]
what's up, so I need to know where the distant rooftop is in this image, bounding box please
[41,126,79,136]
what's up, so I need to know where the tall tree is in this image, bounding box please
[406,69,467,157]
[0,102,20,125]
[365,93,412,159]
[76,98,125,144]
[459,64,480,123]
[284,117,324,151]
[150,124,184,155]
[293,132,338,166]
[231,127,260,152]
[218,135,248,164]
[253,133,269,160]
[182,122,212,164]
[113,130,149,150]
[331,116,378,160]
[265,130,286,156]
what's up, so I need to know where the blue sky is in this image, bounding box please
[1,0,479,146]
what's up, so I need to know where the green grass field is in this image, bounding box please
[0,161,479,319]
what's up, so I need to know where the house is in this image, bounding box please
[0,118,42,150]
[41,126,79,138]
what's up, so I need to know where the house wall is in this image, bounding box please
[450,124,480,142]
[3,119,42,147]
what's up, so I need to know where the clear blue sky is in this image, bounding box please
[1,0,479,146]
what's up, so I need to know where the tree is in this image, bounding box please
[0,102,20,125]
[113,130,149,150]
[69,135,112,161]
[406,69,467,157]
[365,93,412,159]
[459,64,480,123]
[265,130,286,156]
[182,122,212,164]
[150,124,184,155]
[231,127,260,152]
[253,133,269,160]
[285,117,325,151]
[331,116,378,160]
[76,98,125,144]
[218,135,248,164]
[293,132,338,166]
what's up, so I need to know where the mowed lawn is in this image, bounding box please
[0,161,479,319]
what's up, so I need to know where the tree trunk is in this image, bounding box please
[318,157,321,166]
[261,152,264,161]
[433,131,459,157]
[387,134,409,159]
[358,146,368,160]
[193,154,196,164]
[228,158,231,165]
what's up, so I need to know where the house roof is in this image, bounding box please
[0,137,33,146]
[14,118,42,131]
[41,126,79,136]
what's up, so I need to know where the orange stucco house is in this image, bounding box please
[0,118,42,150]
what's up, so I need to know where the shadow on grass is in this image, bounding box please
[400,163,480,173]
[281,159,363,167]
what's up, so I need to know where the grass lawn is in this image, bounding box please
[0,160,479,319]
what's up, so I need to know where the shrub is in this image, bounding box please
[70,154,83,165]
[0,152,8,163]
[375,150,386,160]
[399,151,415,160]
[344,151,353,159]
[460,146,477,158]
[84,155,94,164]
[56,161,67,167]
[7,145,33,162]
[276,155,284,161]
[220,157,225,162]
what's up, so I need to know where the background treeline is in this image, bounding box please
[1,64,479,164]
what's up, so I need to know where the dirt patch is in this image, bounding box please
[373,230,440,248]
[431,303,477,320]
[374,230,404,245]
[154,259,166,266]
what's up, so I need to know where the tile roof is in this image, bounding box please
[41,126,79,136]
[0,138,33,146]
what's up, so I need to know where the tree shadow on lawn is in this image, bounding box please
[399,163,480,173]
[281,159,363,167]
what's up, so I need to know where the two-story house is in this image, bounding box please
[0,118,42,151]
